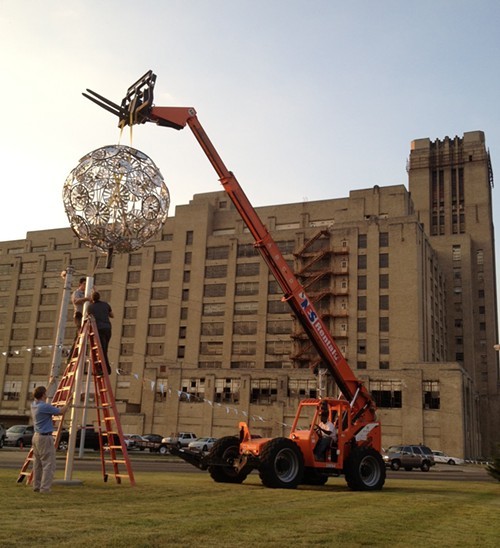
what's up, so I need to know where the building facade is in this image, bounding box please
[0,132,497,458]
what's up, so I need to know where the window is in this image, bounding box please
[358,234,367,249]
[40,293,57,305]
[379,253,389,268]
[120,343,134,356]
[184,252,192,264]
[288,379,317,399]
[277,240,296,255]
[3,380,21,401]
[95,273,113,285]
[204,284,226,297]
[234,301,258,315]
[18,278,35,290]
[126,288,139,301]
[452,245,461,261]
[21,262,37,274]
[379,339,389,354]
[148,324,166,337]
[379,232,389,247]
[370,380,402,408]
[149,305,167,318]
[234,321,257,335]
[237,243,258,258]
[127,271,141,284]
[155,379,168,402]
[379,274,389,289]
[232,340,256,355]
[129,253,142,266]
[179,326,187,339]
[177,346,185,358]
[45,260,63,272]
[358,255,367,270]
[180,307,188,320]
[379,295,389,310]
[379,361,390,370]
[357,339,366,354]
[358,275,367,290]
[231,361,256,369]
[357,318,366,332]
[214,378,240,403]
[151,287,169,300]
[186,231,194,245]
[357,361,367,370]
[200,342,223,355]
[180,378,205,402]
[236,263,260,276]
[153,269,170,282]
[182,289,189,301]
[265,340,291,355]
[202,303,225,316]
[124,307,137,319]
[267,300,288,314]
[12,328,28,340]
[250,379,278,404]
[235,282,259,296]
[205,265,228,278]
[379,316,389,332]
[268,280,281,295]
[423,381,440,409]
[183,271,190,283]
[206,246,229,260]
[146,343,164,356]
[201,322,224,336]
[155,251,172,264]
[358,296,367,311]
[14,311,31,323]
[38,310,55,323]
[122,325,136,337]
[266,320,292,334]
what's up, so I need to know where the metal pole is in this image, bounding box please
[47,266,74,400]
[78,276,94,457]
[64,276,94,479]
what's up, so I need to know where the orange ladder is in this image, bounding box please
[17,318,135,486]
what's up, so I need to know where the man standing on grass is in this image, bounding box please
[31,386,71,493]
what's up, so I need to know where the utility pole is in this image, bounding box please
[47,266,74,400]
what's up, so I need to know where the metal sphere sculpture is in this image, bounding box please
[63,145,169,254]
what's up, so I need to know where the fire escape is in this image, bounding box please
[290,230,349,370]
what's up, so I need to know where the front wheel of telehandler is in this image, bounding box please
[344,447,386,491]
[208,436,249,484]
[259,438,304,489]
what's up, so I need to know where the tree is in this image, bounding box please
[485,443,500,482]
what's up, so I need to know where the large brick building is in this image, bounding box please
[0,131,498,458]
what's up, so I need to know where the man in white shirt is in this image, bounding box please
[314,411,337,461]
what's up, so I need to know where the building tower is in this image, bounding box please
[408,130,499,456]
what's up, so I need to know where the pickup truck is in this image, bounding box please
[162,432,197,453]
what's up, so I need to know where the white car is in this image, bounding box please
[432,450,464,465]
[187,437,217,453]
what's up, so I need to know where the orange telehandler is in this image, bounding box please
[84,71,386,490]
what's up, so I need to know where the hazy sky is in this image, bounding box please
[1,0,499,249]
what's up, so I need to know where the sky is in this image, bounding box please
[1,0,500,252]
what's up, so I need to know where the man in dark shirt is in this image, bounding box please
[88,292,114,375]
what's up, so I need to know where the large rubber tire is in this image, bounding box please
[58,440,68,451]
[301,469,329,486]
[421,461,430,472]
[159,445,168,455]
[344,447,386,491]
[259,438,304,489]
[208,436,249,484]
[448,459,456,465]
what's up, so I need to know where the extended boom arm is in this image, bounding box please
[83,71,377,424]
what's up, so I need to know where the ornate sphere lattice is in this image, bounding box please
[63,145,169,253]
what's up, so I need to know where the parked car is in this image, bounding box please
[383,444,435,471]
[57,426,101,451]
[187,437,217,453]
[134,434,165,452]
[0,423,6,448]
[432,450,465,465]
[4,425,34,447]
[123,434,146,449]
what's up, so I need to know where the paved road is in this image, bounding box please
[0,447,493,482]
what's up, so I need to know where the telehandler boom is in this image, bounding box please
[84,71,385,490]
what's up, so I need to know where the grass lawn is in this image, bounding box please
[1,469,498,547]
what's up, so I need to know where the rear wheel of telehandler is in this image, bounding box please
[259,438,304,489]
[208,436,249,484]
[344,447,386,491]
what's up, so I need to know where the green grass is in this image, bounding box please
[1,469,499,547]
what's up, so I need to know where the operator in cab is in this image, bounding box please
[314,410,337,461]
